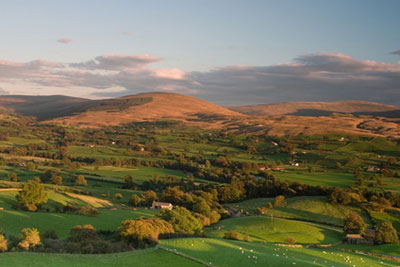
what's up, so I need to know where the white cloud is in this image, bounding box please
[0,52,399,105]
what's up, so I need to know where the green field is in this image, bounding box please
[0,191,158,238]
[0,248,202,267]
[205,216,343,244]
[161,238,398,267]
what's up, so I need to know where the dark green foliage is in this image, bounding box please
[375,222,399,244]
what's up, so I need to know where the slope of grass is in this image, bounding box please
[224,196,351,226]
[0,248,202,267]
[161,238,398,267]
[205,216,343,244]
[0,190,158,238]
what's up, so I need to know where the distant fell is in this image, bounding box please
[229,101,400,117]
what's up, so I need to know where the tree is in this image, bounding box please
[124,175,133,188]
[158,206,202,235]
[273,195,285,207]
[119,218,174,247]
[129,194,142,207]
[375,222,399,244]
[16,180,48,211]
[329,188,352,205]
[141,190,157,206]
[75,175,87,186]
[51,174,63,185]
[8,172,19,182]
[344,212,365,234]
[18,228,41,250]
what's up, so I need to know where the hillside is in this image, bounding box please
[229,101,400,117]
[47,92,244,128]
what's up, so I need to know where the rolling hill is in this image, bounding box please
[0,93,399,138]
[228,101,400,117]
[46,92,244,128]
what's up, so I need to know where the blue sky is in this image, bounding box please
[0,0,399,105]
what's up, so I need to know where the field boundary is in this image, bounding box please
[159,245,212,266]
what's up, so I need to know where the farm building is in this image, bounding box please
[151,201,173,210]
[345,234,373,245]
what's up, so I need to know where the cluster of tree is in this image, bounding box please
[118,218,175,248]
[0,225,132,254]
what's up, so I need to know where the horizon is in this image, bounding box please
[0,91,399,108]
[0,0,399,105]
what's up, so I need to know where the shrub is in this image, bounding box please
[224,231,240,240]
[114,193,123,200]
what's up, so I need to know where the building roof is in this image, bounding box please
[346,234,362,239]
[152,201,173,206]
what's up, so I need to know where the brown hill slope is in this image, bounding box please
[229,101,400,117]
[48,92,244,127]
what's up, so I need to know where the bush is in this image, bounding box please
[114,193,123,200]
[224,231,240,240]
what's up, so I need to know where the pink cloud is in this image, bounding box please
[57,38,72,44]
[120,30,132,36]
[153,68,186,80]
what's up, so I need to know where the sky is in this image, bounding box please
[0,0,399,105]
